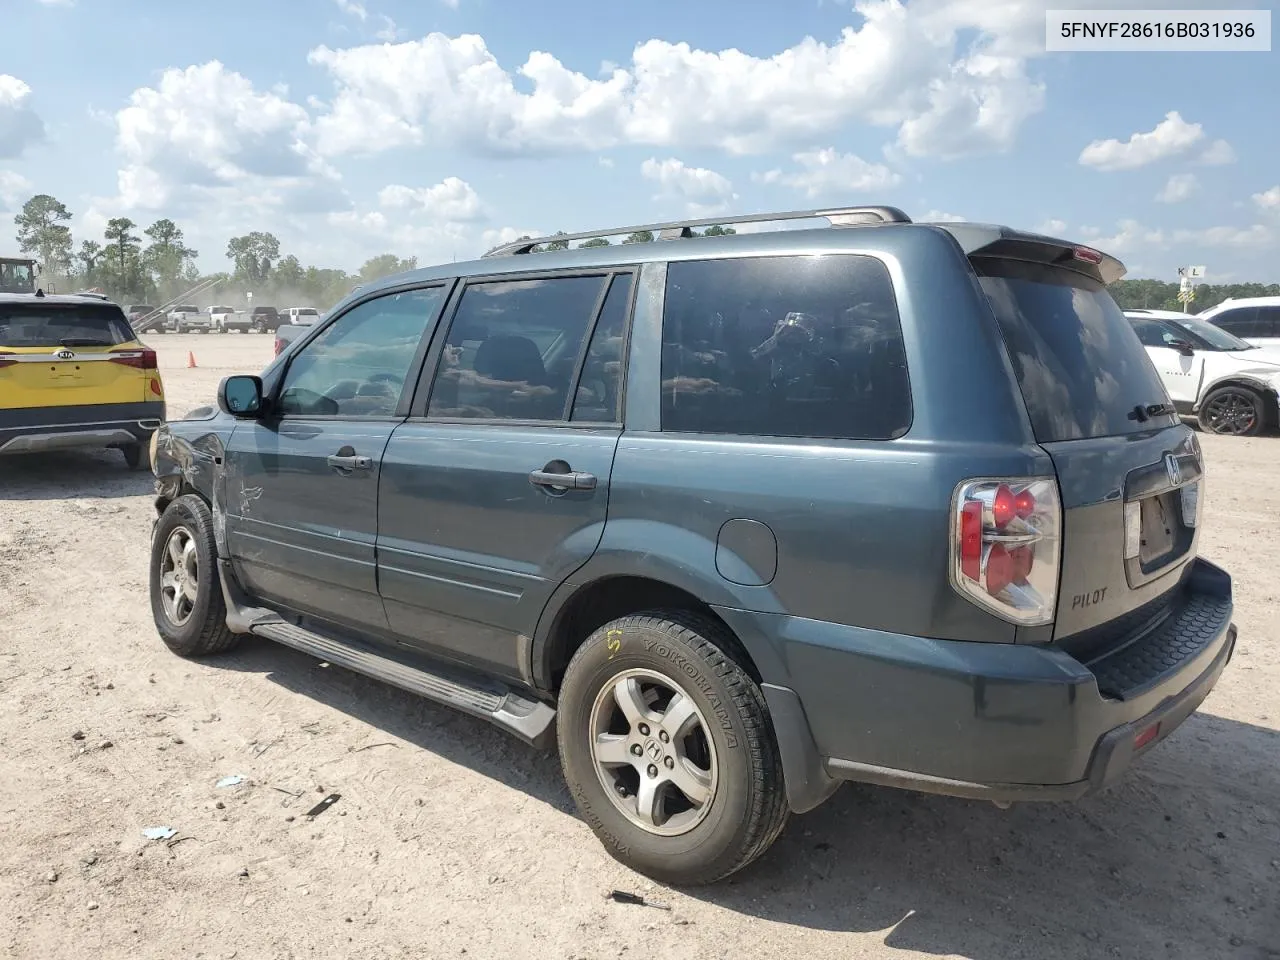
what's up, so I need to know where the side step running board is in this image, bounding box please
[249,620,557,749]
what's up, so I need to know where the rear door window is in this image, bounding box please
[974,258,1171,442]
[0,303,135,347]
[1255,306,1280,337]
[1209,307,1260,338]
[660,254,911,440]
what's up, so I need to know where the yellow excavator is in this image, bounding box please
[0,257,38,295]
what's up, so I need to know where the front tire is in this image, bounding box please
[557,610,789,886]
[149,495,240,658]
[1199,385,1264,436]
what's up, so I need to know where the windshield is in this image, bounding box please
[1174,317,1253,351]
[0,303,134,347]
[975,258,1174,442]
[0,262,34,293]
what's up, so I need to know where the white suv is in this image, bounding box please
[1126,309,1280,436]
[1195,296,1280,349]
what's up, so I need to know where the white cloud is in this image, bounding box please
[641,157,735,214]
[1254,186,1280,213]
[306,2,1077,163]
[755,148,899,198]
[1197,139,1236,166]
[481,226,543,251]
[1087,219,1167,256]
[0,169,32,207]
[1078,111,1203,171]
[111,62,336,215]
[1173,224,1273,248]
[1156,173,1197,204]
[598,156,614,168]
[923,210,966,222]
[0,75,45,159]
[334,0,367,20]
[377,177,483,221]
[1034,218,1068,234]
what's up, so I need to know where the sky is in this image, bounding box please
[1,0,1277,282]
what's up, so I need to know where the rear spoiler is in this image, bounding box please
[936,223,1127,285]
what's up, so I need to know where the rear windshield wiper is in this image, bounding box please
[1128,402,1174,422]
[58,337,113,347]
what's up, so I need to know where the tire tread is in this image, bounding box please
[560,607,789,884]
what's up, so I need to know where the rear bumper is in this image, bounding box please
[0,401,165,454]
[716,556,1236,812]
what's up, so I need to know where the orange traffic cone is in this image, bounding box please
[187,351,197,369]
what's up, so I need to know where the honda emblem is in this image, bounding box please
[1164,453,1182,488]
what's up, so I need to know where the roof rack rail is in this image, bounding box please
[482,205,911,257]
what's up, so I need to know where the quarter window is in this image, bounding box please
[427,275,608,421]
[660,255,911,440]
[277,288,444,418]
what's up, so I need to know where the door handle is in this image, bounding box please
[327,454,372,471]
[529,468,597,491]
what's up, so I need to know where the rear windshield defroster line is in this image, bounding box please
[973,257,1174,443]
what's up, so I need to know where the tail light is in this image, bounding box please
[109,348,158,369]
[273,336,284,356]
[951,478,1061,625]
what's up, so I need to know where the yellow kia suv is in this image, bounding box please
[0,293,165,467]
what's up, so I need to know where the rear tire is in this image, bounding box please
[1198,385,1264,436]
[149,495,240,658]
[557,610,789,886]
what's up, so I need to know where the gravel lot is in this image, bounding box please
[1,333,1277,960]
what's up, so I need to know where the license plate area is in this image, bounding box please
[1129,490,1195,584]
[1139,492,1177,566]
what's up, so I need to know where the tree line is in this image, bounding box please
[10,193,419,310]
[21,191,1264,316]
[1107,278,1279,314]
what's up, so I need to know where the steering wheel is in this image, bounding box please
[367,372,404,385]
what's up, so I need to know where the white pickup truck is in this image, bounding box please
[166,304,205,333]
[272,307,325,355]
[209,304,252,333]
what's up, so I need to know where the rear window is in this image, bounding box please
[975,258,1172,442]
[296,308,319,316]
[0,303,135,347]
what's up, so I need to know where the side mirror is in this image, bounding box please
[1167,339,1195,357]
[218,375,265,418]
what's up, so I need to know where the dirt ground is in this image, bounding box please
[1,332,1277,960]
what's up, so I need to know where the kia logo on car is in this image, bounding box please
[1164,452,1182,488]
[55,349,75,360]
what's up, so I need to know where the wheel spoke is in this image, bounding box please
[161,571,178,595]
[167,535,183,568]
[182,578,199,603]
[612,677,650,728]
[660,692,698,741]
[594,733,634,767]
[668,757,712,807]
[633,774,664,827]
[181,540,198,578]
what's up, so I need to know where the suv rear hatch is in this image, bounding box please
[0,300,154,408]
[952,229,1220,695]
